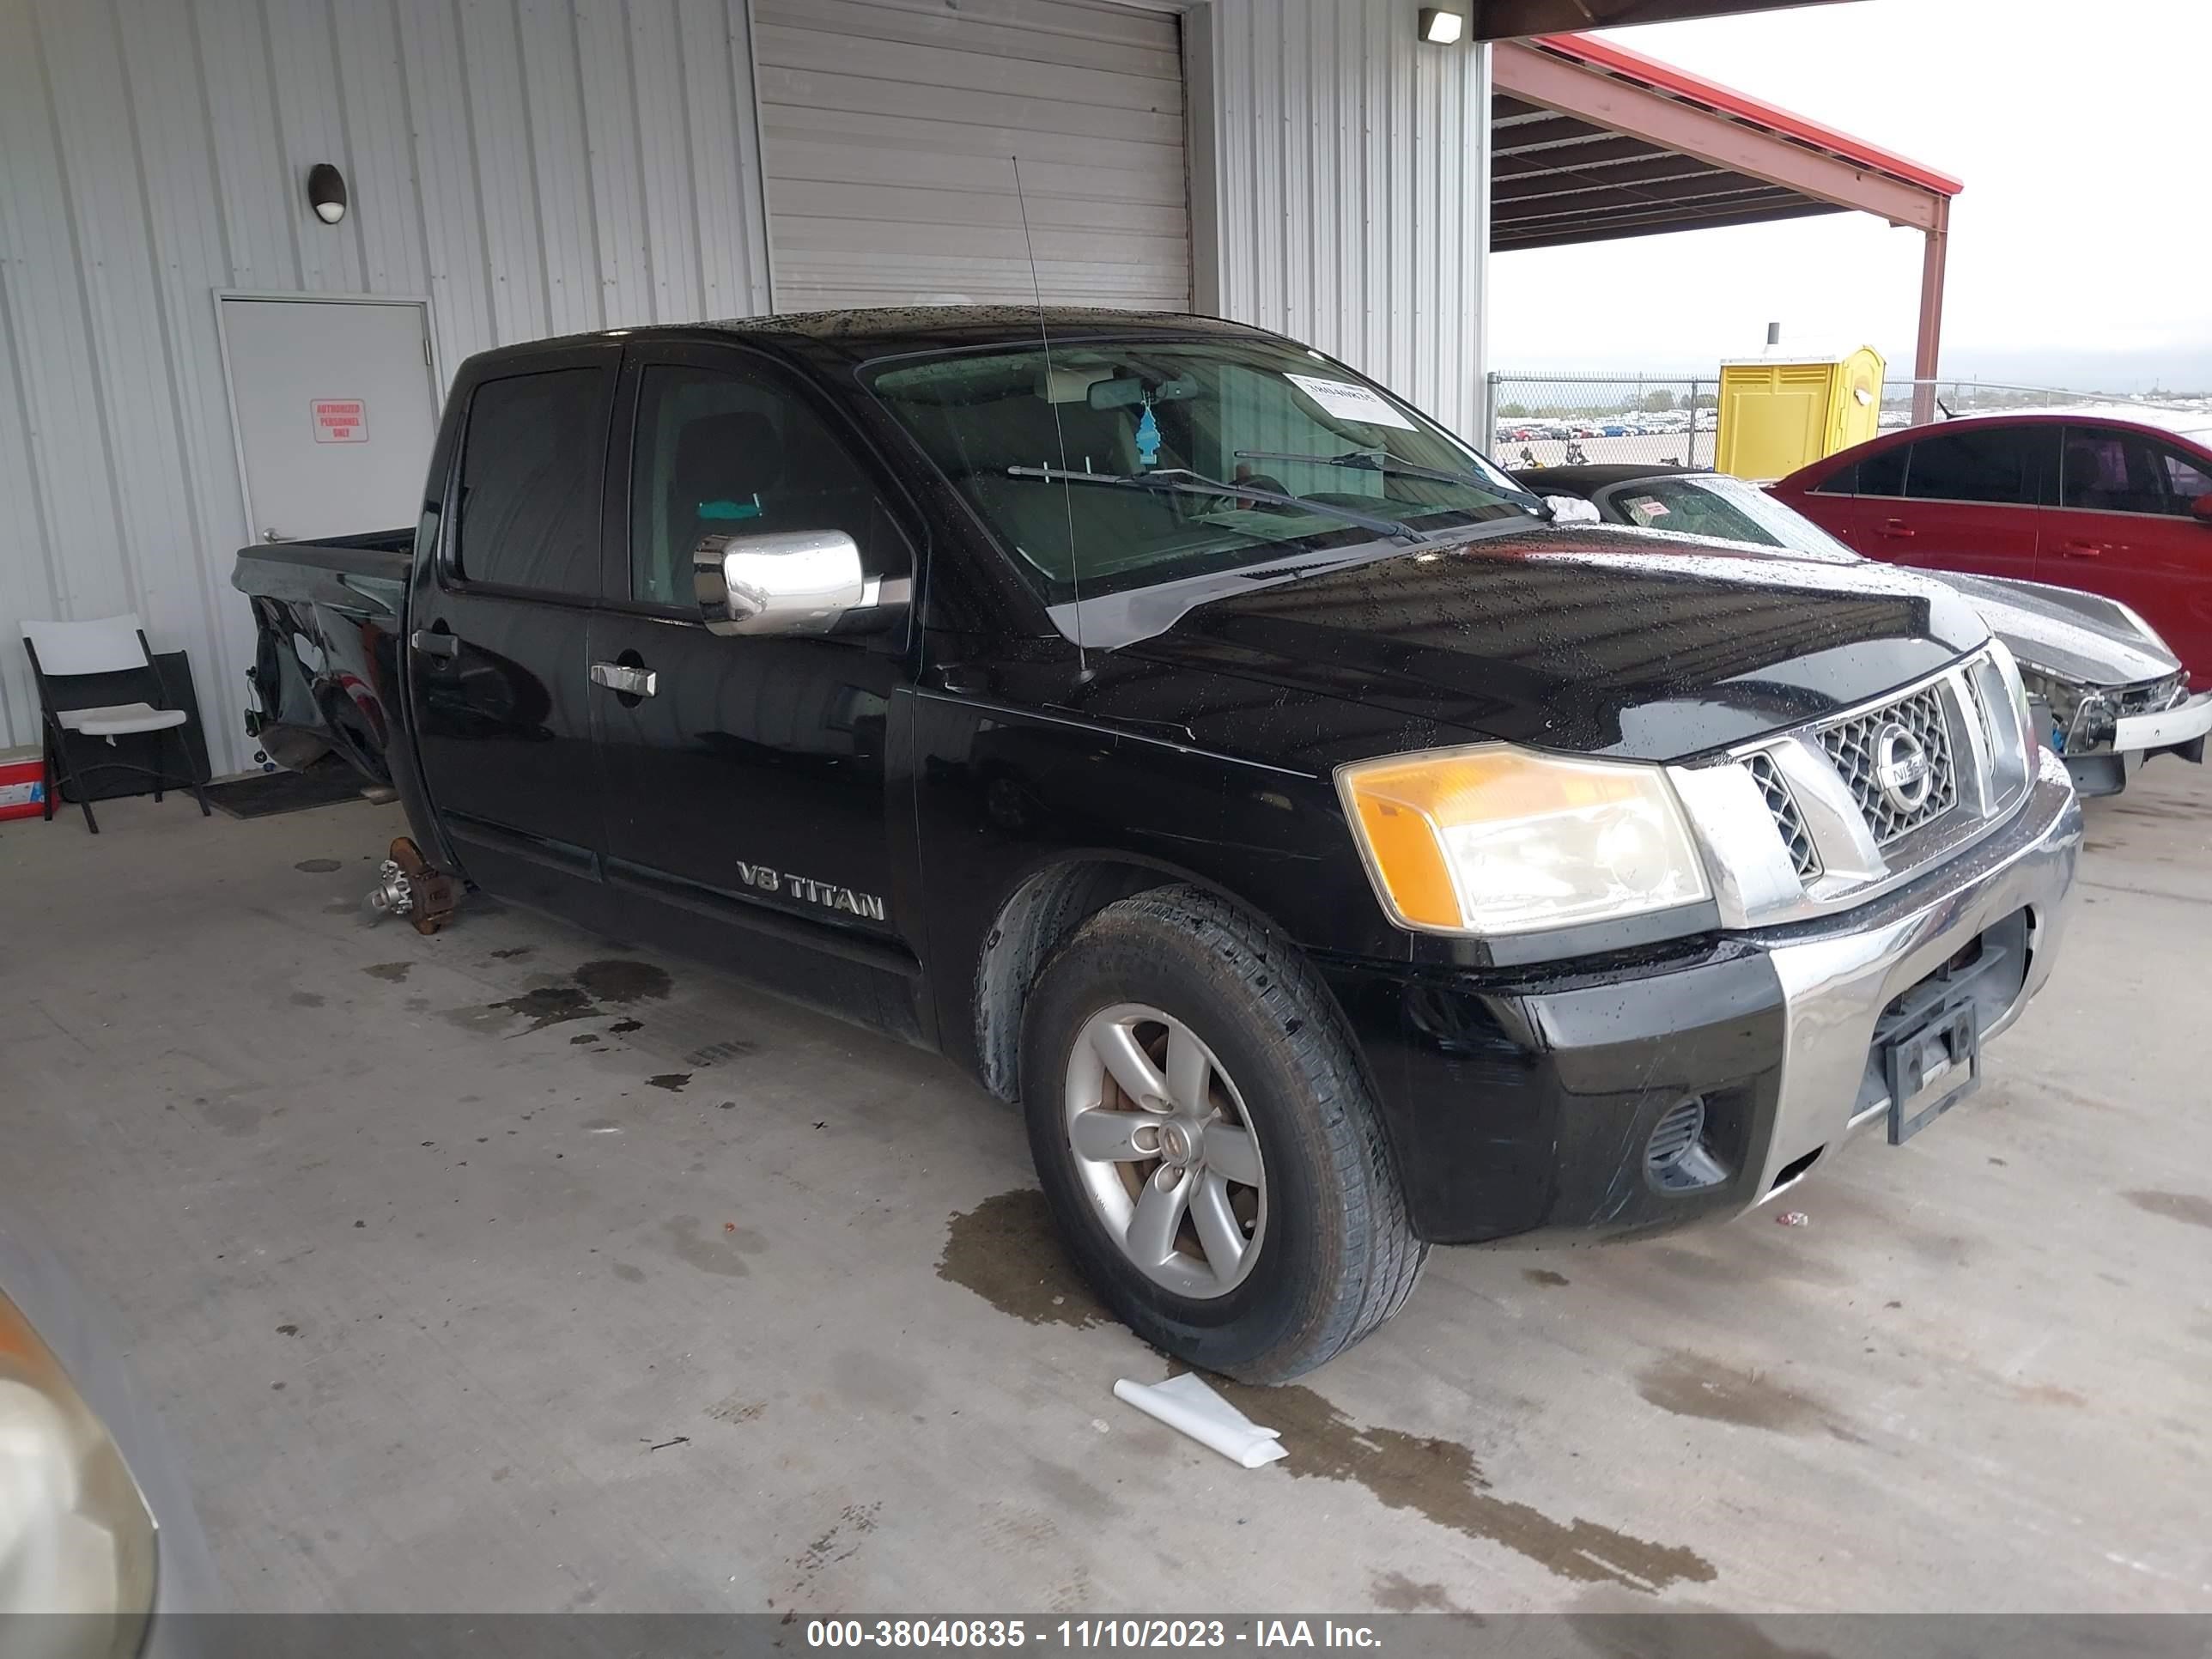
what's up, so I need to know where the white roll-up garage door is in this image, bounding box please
[755,0,1190,313]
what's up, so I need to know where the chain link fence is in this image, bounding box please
[1881,378,2212,439]
[1481,374,1717,471]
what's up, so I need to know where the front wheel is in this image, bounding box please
[1019,887,1425,1382]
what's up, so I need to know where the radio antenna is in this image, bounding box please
[1012,153,1089,678]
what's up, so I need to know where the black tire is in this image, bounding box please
[1019,885,1426,1382]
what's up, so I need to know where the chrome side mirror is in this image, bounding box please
[695,529,908,637]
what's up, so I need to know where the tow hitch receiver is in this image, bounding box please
[368,836,458,935]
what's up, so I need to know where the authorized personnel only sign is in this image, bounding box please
[311,398,368,442]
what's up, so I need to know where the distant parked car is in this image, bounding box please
[1770,413,2212,688]
[1517,462,2212,799]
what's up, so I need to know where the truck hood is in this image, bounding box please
[1087,523,1990,764]
[1915,570,2179,687]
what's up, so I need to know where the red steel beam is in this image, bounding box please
[1474,1,1856,40]
[1912,194,1951,423]
[1492,36,1953,231]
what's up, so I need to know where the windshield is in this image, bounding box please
[1602,475,1859,563]
[867,337,1539,600]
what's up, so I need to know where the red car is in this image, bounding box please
[1771,413,2212,686]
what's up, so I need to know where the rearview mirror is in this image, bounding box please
[695,529,908,637]
[2192,492,2212,524]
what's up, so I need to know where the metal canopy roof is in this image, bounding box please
[1490,32,1960,252]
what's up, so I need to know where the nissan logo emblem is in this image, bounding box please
[1874,723,1933,813]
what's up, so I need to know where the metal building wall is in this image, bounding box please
[0,0,773,775]
[1194,0,1492,437]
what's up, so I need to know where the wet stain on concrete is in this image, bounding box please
[362,962,413,984]
[646,1073,691,1092]
[609,1018,644,1034]
[489,946,534,959]
[2124,1189,2212,1231]
[611,1262,647,1285]
[1636,1352,1847,1440]
[295,858,342,873]
[686,1037,757,1066]
[289,991,325,1008]
[1370,1571,1468,1613]
[198,1095,264,1137]
[447,983,595,1036]
[574,958,672,1005]
[1211,1379,1715,1593]
[1523,1268,1571,1288]
[569,1033,600,1046]
[659,1215,764,1277]
[445,960,671,1036]
[935,1188,1108,1329]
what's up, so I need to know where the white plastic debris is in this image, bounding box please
[1113,1373,1287,1468]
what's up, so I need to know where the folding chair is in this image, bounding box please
[21,614,212,835]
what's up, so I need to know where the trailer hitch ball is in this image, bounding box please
[365,837,458,935]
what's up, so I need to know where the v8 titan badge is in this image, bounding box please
[312,398,368,443]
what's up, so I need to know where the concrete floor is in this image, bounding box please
[3,761,2209,1615]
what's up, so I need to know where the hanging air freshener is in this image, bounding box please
[1134,402,1163,470]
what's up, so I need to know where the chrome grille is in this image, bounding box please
[1745,750,1820,880]
[1818,684,1957,844]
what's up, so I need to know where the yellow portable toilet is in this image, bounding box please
[1715,346,1885,480]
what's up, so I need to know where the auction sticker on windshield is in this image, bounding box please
[1284,373,1414,430]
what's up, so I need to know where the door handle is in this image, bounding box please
[2056,540,2106,559]
[410,629,460,659]
[589,661,657,698]
[1876,518,1916,539]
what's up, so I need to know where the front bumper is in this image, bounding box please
[1323,751,2082,1245]
[2043,687,2210,798]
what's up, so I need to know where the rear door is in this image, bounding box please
[409,345,618,910]
[586,343,929,1037]
[2048,425,2212,682]
[1863,424,2053,580]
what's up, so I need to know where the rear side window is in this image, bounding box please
[455,368,605,594]
[1808,459,1858,495]
[1856,444,1910,497]
[2064,426,2212,516]
[1904,428,2051,505]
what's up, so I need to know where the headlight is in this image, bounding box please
[1336,744,1711,935]
[0,1289,155,1656]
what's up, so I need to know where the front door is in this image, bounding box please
[2046,425,2212,684]
[587,346,927,1036]
[219,296,440,543]
[409,344,619,912]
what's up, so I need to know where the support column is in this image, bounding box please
[1911,196,1950,426]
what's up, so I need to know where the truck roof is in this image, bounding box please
[463,307,1273,374]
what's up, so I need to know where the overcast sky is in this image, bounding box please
[1488,0,2212,392]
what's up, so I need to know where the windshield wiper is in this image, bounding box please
[1004,465,1419,542]
[1234,447,1545,509]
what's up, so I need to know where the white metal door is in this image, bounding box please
[755,0,1190,311]
[218,296,440,543]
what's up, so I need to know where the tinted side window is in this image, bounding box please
[2069,428,2212,516]
[629,363,912,607]
[2160,444,2212,501]
[1905,428,2044,505]
[1808,459,1858,495]
[1856,444,1910,497]
[456,368,605,594]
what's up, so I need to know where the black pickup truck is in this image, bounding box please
[234,308,2081,1379]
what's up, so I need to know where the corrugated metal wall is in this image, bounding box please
[0,0,774,775]
[0,0,1492,778]
[1197,0,1491,437]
